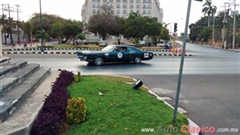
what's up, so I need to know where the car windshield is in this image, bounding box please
[102,45,115,52]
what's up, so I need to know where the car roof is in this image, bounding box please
[108,45,135,47]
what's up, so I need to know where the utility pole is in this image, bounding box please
[15,4,21,44]
[229,0,239,49]
[212,16,215,47]
[221,2,230,49]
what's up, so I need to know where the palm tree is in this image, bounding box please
[0,14,8,44]
[35,29,50,42]
[202,0,217,26]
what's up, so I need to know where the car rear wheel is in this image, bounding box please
[134,57,141,64]
[94,57,104,66]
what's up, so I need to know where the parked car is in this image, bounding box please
[76,45,154,66]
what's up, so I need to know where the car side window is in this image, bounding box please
[127,47,135,53]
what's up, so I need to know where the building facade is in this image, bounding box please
[81,0,163,43]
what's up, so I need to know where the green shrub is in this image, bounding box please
[37,45,54,48]
[66,97,86,125]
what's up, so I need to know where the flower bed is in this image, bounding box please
[31,69,74,135]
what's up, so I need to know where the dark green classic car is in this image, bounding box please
[76,45,153,66]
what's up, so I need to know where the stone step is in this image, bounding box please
[0,64,40,96]
[0,60,28,78]
[0,67,51,123]
[0,57,11,66]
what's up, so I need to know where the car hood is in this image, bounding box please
[77,50,104,54]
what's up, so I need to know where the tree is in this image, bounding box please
[202,0,217,27]
[123,12,149,42]
[146,17,162,46]
[21,21,33,41]
[51,21,64,38]
[35,29,51,41]
[76,33,86,45]
[160,27,170,42]
[0,14,8,44]
[29,13,69,37]
[199,27,212,42]
[88,4,123,42]
[63,23,82,39]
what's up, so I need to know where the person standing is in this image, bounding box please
[23,38,27,47]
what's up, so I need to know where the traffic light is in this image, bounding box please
[174,23,178,32]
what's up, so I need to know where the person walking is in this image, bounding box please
[23,38,27,48]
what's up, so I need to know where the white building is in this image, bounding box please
[81,0,163,44]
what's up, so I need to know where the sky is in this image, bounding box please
[1,0,238,34]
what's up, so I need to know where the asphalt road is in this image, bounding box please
[3,42,240,135]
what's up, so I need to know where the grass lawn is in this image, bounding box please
[64,75,189,135]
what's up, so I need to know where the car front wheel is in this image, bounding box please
[94,57,104,66]
[134,57,141,64]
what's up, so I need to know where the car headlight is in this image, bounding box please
[83,56,87,60]
[150,53,152,56]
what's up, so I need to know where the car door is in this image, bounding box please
[126,47,136,61]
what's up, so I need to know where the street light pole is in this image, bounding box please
[39,0,44,52]
[231,0,238,49]
[173,0,191,123]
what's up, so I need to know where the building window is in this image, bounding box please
[92,4,95,8]
[116,10,120,14]
[143,0,146,3]
[116,4,120,8]
[143,10,146,14]
[148,4,151,9]
[92,0,96,2]
[122,0,127,2]
[129,0,134,3]
[143,5,146,9]
[130,10,134,13]
[96,0,100,2]
[123,10,127,14]
[130,4,134,8]
[92,9,96,13]
[97,9,100,13]
[136,0,140,3]
[116,0,120,3]
[109,0,114,2]
[147,10,151,14]
[136,10,140,14]
[148,0,151,3]
[103,0,107,2]
[136,4,140,8]
[123,4,127,8]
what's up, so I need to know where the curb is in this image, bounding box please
[2,51,193,56]
[8,48,178,52]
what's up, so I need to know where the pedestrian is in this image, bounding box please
[23,38,27,48]
[11,38,15,47]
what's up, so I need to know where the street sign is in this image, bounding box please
[172,33,177,37]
